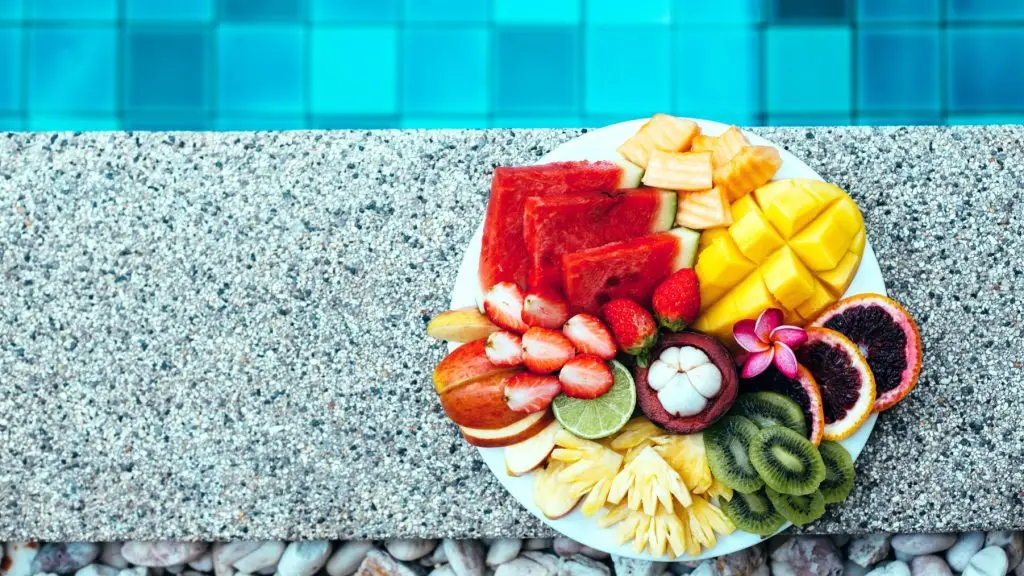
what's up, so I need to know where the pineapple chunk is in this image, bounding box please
[714,146,783,201]
[617,114,700,169]
[533,460,584,519]
[642,151,713,191]
[600,504,688,558]
[610,417,662,464]
[705,477,734,501]
[691,126,749,168]
[551,430,623,516]
[652,434,714,495]
[608,446,691,516]
[676,187,733,230]
[683,496,736,553]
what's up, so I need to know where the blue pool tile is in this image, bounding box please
[0,28,19,111]
[495,27,579,115]
[405,0,487,22]
[219,0,302,21]
[403,28,488,114]
[857,113,942,125]
[674,27,758,124]
[587,0,670,24]
[0,0,21,20]
[0,115,21,130]
[859,29,939,112]
[858,0,939,21]
[126,0,214,21]
[766,27,851,114]
[310,115,398,128]
[948,0,1024,20]
[493,116,585,128]
[27,115,119,130]
[948,113,1024,125]
[674,0,761,24]
[27,0,117,20]
[216,115,307,130]
[126,28,210,109]
[766,113,852,126]
[218,26,304,113]
[27,28,116,113]
[493,0,579,24]
[311,27,397,114]
[400,116,490,128]
[585,27,670,115]
[122,112,210,130]
[311,0,400,23]
[949,29,1024,111]
[770,0,849,23]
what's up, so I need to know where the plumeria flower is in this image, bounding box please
[733,308,808,379]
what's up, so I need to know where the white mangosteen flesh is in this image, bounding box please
[645,346,723,417]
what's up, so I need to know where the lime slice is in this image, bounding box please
[552,360,636,439]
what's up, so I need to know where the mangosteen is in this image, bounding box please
[633,331,739,434]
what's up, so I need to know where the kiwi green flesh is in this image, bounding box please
[732,392,808,437]
[817,440,855,504]
[704,416,764,494]
[766,487,825,526]
[749,426,825,496]
[720,491,785,536]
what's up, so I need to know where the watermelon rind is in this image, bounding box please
[668,227,701,271]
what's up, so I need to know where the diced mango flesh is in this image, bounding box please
[728,207,784,264]
[760,247,815,310]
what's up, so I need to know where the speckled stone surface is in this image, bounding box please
[0,127,1021,541]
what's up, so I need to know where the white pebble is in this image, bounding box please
[891,534,957,556]
[3,542,40,576]
[949,533,988,572]
[121,543,208,569]
[964,546,1009,576]
[865,561,911,576]
[325,541,373,576]
[188,551,213,572]
[910,555,952,576]
[213,542,262,576]
[233,542,285,574]
[276,541,332,576]
[485,540,522,567]
[444,540,485,576]
[102,543,130,569]
[386,540,438,562]
[76,566,120,576]
[494,558,547,576]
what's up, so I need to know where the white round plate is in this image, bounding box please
[447,119,883,561]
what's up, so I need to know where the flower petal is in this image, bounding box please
[733,319,769,352]
[773,342,799,380]
[740,348,774,379]
[755,308,784,341]
[770,325,808,348]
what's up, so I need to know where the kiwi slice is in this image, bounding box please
[817,440,855,504]
[731,392,808,437]
[748,426,825,496]
[704,415,764,493]
[765,486,825,526]
[720,490,785,536]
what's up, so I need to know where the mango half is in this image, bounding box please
[692,179,866,345]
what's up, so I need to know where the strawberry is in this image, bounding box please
[558,355,614,399]
[522,289,570,329]
[652,268,701,331]
[601,298,658,364]
[485,331,523,367]
[521,327,575,374]
[504,372,561,413]
[562,314,617,360]
[483,282,529,333]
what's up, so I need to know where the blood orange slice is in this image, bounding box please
[795,328,876,441]
[741,364,826,446]
[811,294,922,412]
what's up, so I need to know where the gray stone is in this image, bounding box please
[3,542,40,576]
[276,541,331,576]
[524,542,552,553]
[32,543,101,574]
[118,569,149,576]
[611,557,667,576]
[521,554,558,574]
[964,547,1009,576]
[355,550,421,576]
[849,534,892,568]
[771,537,843,576]
[949,533,987,573]
[909,555,952,576]
[494,558,548,576]
[444,541,485,576]
[843,560,869,576]
[891,535,956,557]
[233,542,285,574]
[102,544,129,569]
[748,568,768,576]
[327,541,374,576]
[893,552,914,563]
[122,544,208,569]
[423,547,449,569]
[181,573,207,576]
[386,542,438,563]
[555,556,609,576]
[552,540,581,559]
[704,546,766,576]
[864,562,910,576]
[486,541,522,567]
[166,565,184,574]
[188,551,213,572]
[76,566,120,576]
[985,531,1023,571]
[429,567,456,576]
[213,542,263,576]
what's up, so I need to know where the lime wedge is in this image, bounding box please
[552,360,636,439]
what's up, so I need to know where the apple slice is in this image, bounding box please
[505,420,562,476]
[426,307,500,343]
[460,410,552,448]
[533,460,582,519]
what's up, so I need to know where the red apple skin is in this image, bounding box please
[433,339,513,394]
[461,411,554,447]
[440,371,525,429]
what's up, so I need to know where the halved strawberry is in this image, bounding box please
[483,282,529,333]
[562,314,617,359]
[504,372,561,413]
[521,327,575,374]
[558,355,614,399]
[485,331,523,367]
[522,289,570,329]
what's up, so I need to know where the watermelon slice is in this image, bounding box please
[562,228,701,314]
[524,189,677,293]
[478,161,623,292]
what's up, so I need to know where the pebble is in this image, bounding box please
[430,566,456,576]
[909,555,952,576]
[494,558,548,576]
[233,542,286,574]
[963,546,1009,576]
[31,543,101,574]
[849,535,892,568]
[985,531,1024,571]
[707,546,766,576]
[890,534,957,556]
[3,542,41,576]
[422,546,449,568]
[522,552,559,574]
[165,565,184,574]
[326,541,374,576]
[525,541,553,552]
[844,560,870,576]
[357,550,422,576]
[187,551,213,572]
[893,552,914,563]
[770,537,843,576]
[667,563,695,576]
[101,543,129,569]
[864,561,910,576]
[75,566,119,576]
[486,540,522,567]
[276,541,332,576]
[117,569,148,576]
[121,543,208,568]
[387,540,439,562]
[444,540,485,576]
[580,548,610,562]
[611,557,666,576]
[211,542,262,576]
[553,539,582,559]
[949,533,987,572]
[556,555,610,576]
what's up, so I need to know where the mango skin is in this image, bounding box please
[692,179,865,345]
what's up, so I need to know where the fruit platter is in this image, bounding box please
[426,116,923,561]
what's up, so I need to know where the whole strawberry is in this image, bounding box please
[652,268,701,331]
[601,298,658,365]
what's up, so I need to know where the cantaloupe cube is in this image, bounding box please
[695,236,756,289]
[818,251,862,296]
[691,126,749,168]
[617,114,700,169]
[714,146,783,201]
[760,247,816,310]
[729,209,785,264]
[676,187,733,229]
[643,150,713,190]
